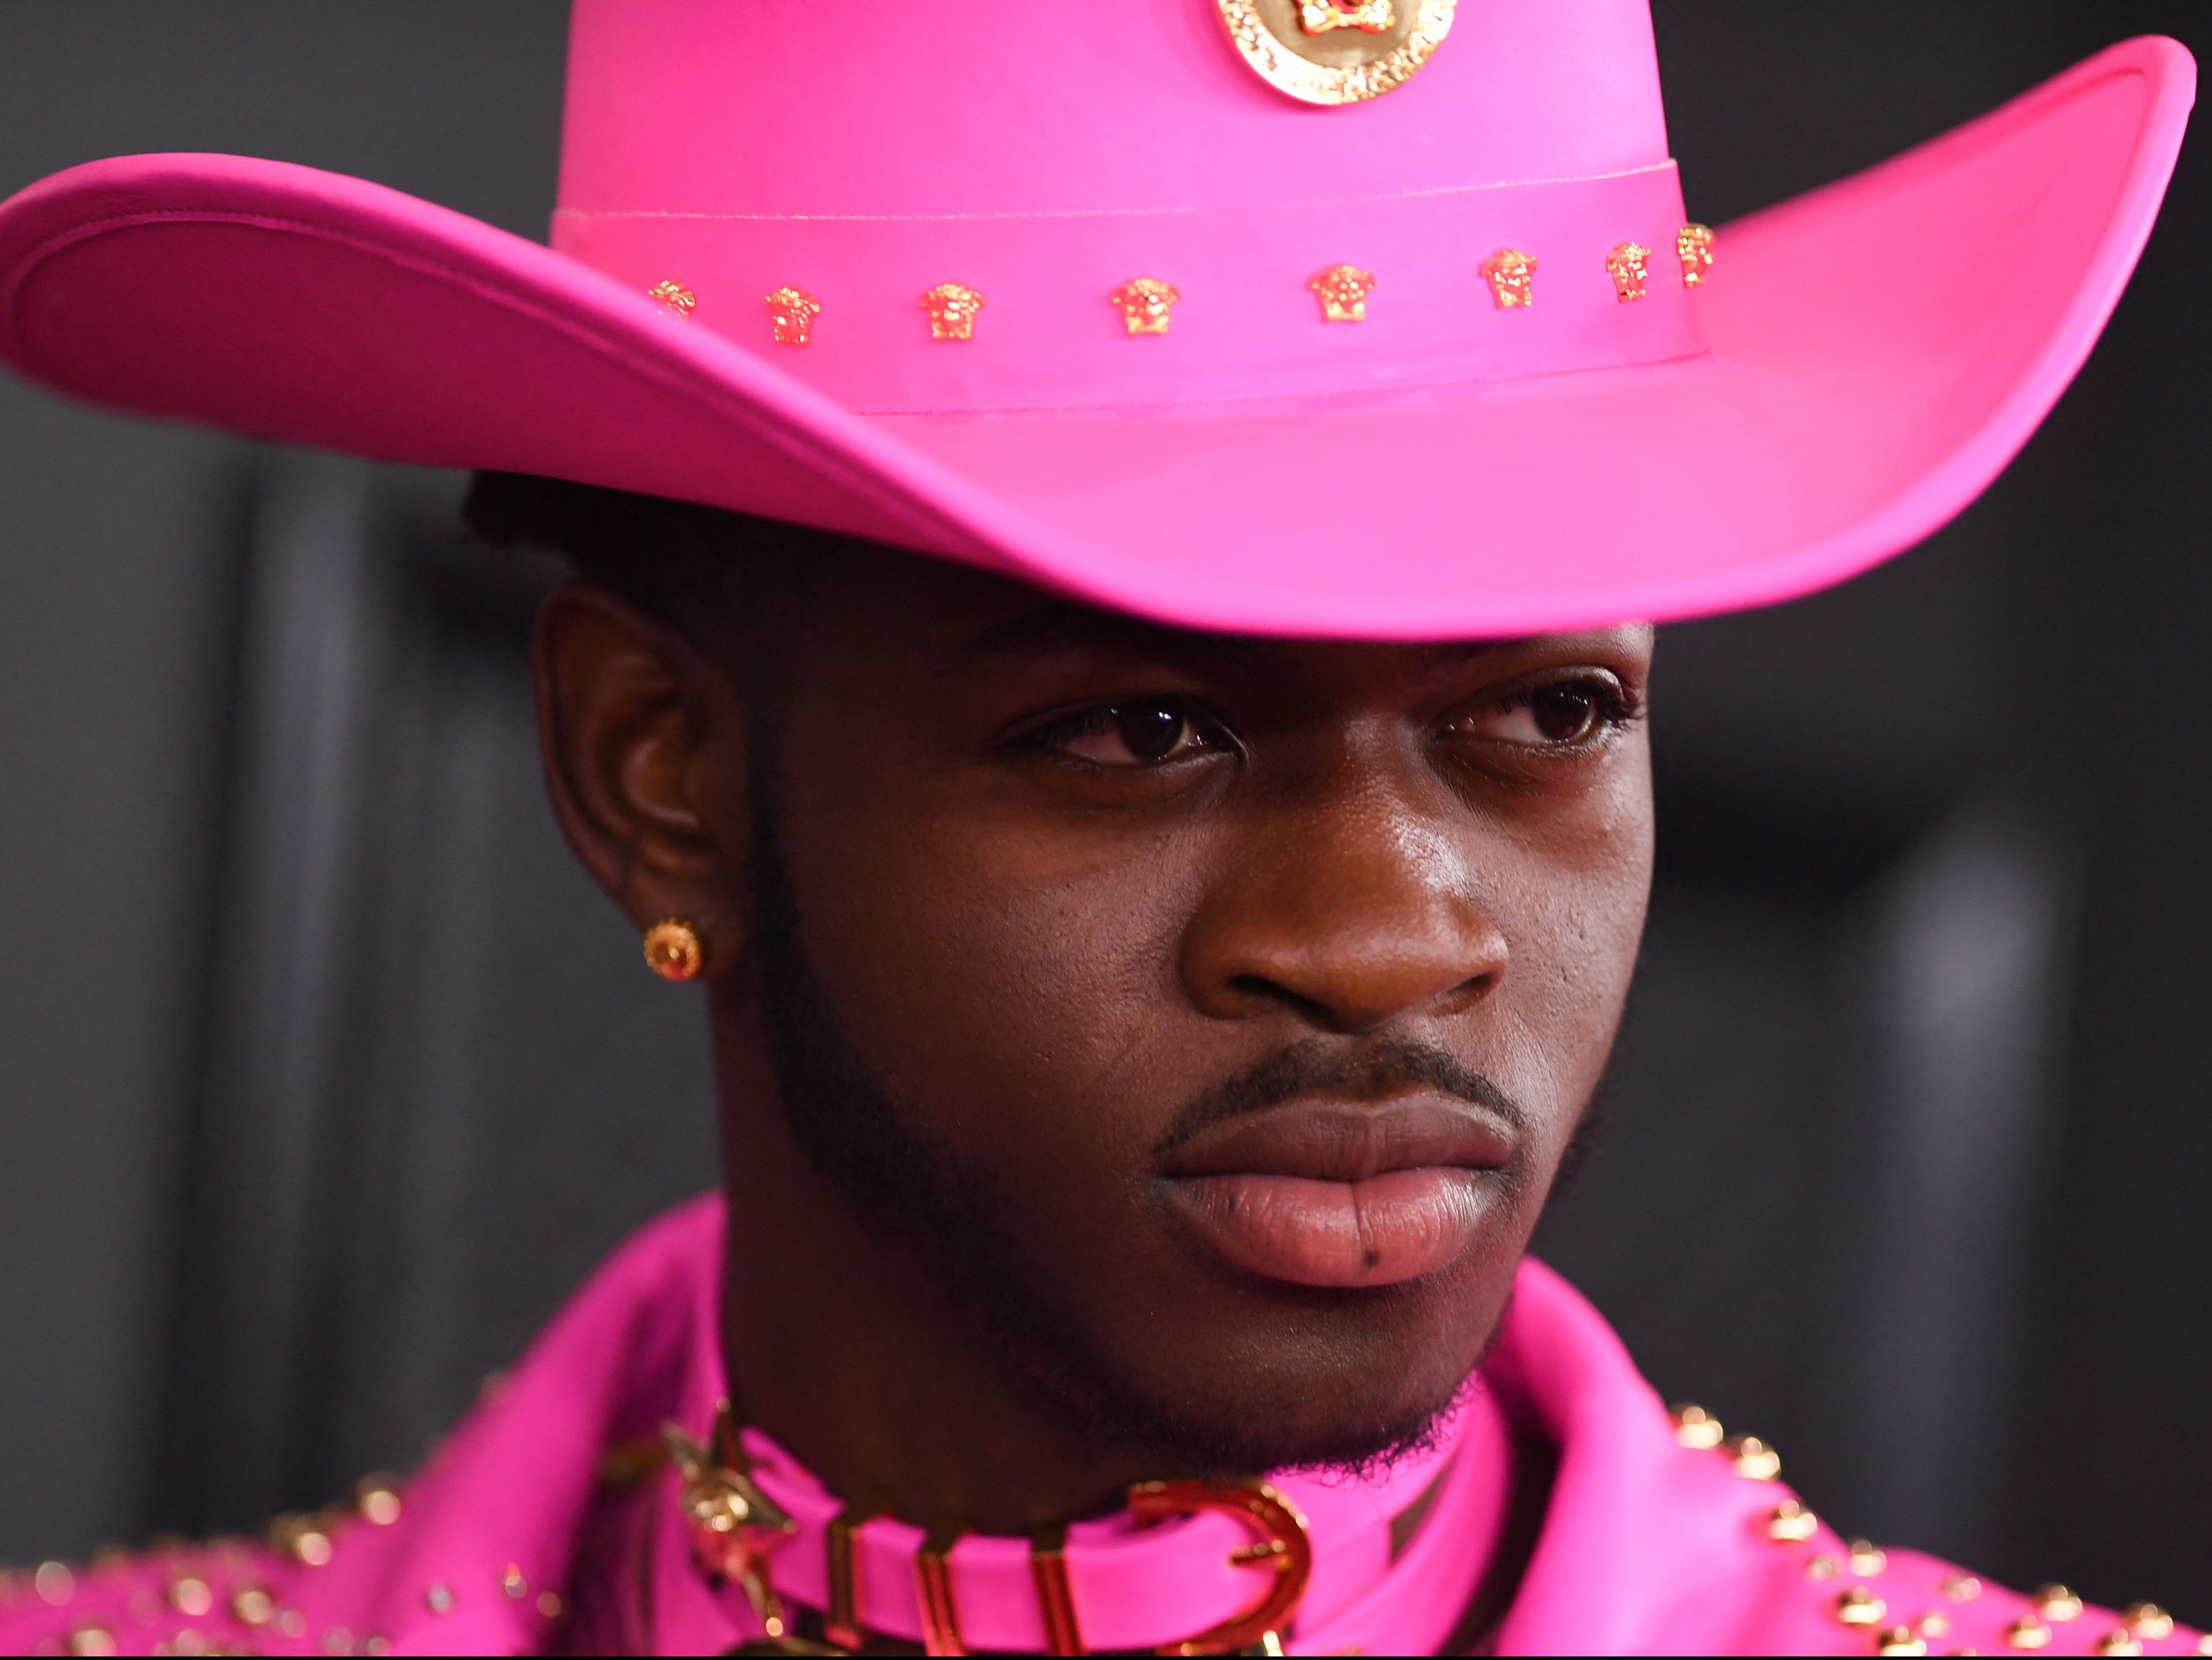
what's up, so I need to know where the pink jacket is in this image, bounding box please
[2,1195,2194,1655]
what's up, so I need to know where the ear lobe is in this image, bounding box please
[533,583,750,972]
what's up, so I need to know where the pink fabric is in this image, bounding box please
[0,7,2191,639]
[636,1205,1506,1654]
[550,164,1701,413]
[1,1194,2198,1656]
[552,2,1672,218]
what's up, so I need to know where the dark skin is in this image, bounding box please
[534,535,1655,1544]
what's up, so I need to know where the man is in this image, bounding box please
[0,3,2199,1653]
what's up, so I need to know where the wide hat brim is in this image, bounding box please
[0,37,2192,640]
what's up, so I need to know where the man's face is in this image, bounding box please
[723,544,1654,1474]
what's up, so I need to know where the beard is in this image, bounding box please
[741,779,1484,1481]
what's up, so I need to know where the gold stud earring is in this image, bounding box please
[643,918,706,981]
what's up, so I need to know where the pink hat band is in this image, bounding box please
[552,163,1701,414]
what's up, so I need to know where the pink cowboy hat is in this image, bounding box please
[0,3,2193,639]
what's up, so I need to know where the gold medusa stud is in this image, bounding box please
[1677,223,1716,287]
[2034,1586,2085,1624]
[1728,1435,1782,1480]
[763,286,822,347]
[1670,1403,1725,1449]
[1110,276,1181,335]
[1837,1586,1889,1628]
[646,278,697,318]
[1309,263,1377,323]
[2124,1605,2175,1641]
[1606,240,1652,302]
[1300,0,1393,32]
[920,282,987,341]
[1481,248,1538,309]
[643,919,706,982]
[1765,1501,1818,1543]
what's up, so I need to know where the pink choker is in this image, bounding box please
[662,1383,1516,1655]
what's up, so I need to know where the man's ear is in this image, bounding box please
[533,582,750,977]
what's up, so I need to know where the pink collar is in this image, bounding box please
[6,1194,2183,1656]
[644,1220,1517,1655]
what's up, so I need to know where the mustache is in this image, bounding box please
[1153,1037,1530,1156]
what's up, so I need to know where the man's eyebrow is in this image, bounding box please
[953,602,1260,668]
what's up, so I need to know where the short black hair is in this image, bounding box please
[462,471,853,641]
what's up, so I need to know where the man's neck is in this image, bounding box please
[710,996,1182,1533]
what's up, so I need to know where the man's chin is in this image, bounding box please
[1031,1344,1483,1484]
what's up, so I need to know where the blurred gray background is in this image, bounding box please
[1,0,2206,1625]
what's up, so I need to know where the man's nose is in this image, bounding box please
[1179,778,1508,1035]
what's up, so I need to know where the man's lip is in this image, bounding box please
[1157,1094,1514,1183]
[1166,1170,1492,1288]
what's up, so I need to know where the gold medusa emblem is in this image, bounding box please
[762,286,822,346]
[1605,242,1651,303]
[1215,0,1456,106]
[1480,248,1538,309]
[1301,0,1393,32]
[1308,263,1376,322]
[1110,276,1181,335]
[920,282,987,341]
[645,278,696,318]
[1677,223,1716,287]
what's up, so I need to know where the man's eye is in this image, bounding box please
[1450,678,1625,748]
[1046,703,1216,766]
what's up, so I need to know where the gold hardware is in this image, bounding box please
[2007,1616,2054,1650]
[2034,1585,2084,1624]
[1728,1435,1782,1480]
[270,1513,333,1567]
[764,286,823,347]
[167,1577,212,1618]
[2125,1604,2175,1641]
[1877,1628,1929,1657]
[1480,248,1538,309]
[1765,1501,1817,1543]
[1671,1404,1725,1450]
[825,1507,869,1651]
[1918,1613,1951,1639]
[1214,0,1456,106]
[664,1409,799,1643]
[1677,224,1716,287]
[1030,1525,1087,1657]
[915,1526,968,1657]
[1127,1480,1311,1656]
[356,1475,402,1526]
[1837,1586,1888,1627]
[643,918,706,982]
[1942,1575,1983,1602]
[1301,0,1392,31]
[232,1587,275,1627]
[1807,1555,1840,1580]
[920,283,987,341]
[1846,1539,1886,1576]
[647,279,698,318]
[1308,263,1376,323]
[2095,1630,2145,1657]
[1606,240,1651,302]
[1110,277,1181,336]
